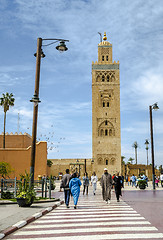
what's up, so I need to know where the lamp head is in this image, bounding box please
[30,94,41,107]
[34,49,46,58]
[56,41,68,52]
[145,139,149,149]
[153,103,159,110]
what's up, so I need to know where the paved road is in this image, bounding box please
[4,187,163,239]
[122,190,163,233]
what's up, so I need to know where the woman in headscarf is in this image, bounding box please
[69,172,82,209]
[113,172,123,202]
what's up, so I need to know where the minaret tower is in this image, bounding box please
[92,32,121,176]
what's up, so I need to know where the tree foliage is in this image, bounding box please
[127,157,134,164]
[0,162,13,178]
[0,92,15,148]
[0,92,15,113]
[47,159,53,167]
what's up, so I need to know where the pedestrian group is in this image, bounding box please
[60,168,124,209]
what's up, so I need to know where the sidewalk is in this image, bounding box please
[0,183,64,239]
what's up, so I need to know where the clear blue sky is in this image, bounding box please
[0,0,163,167]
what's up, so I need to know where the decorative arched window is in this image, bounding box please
[107,75,109,82]
[109,129,112,136]
[105,129,108,136]
[110,158,115,165]
[96,75,100,82]
[103,102,105,107]
[105,121,107,125]
[98,158,103,164]
[111,75,115,81]
[102,56,104,61]
[100,129,104,136]
[106,56,108,61]
[106,159,108,165]
[102,75,105,82]
[107,102,109,107]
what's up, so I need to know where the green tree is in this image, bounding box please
[121,156,125,165]
[159,165,162,174]
[132,141,139,164]
[0,93,15,148]
[0,162,13,178]
[47,159,53,167]
[127,157,134,164]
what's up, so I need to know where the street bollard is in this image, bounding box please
[42,179,44,198]
[45,177,47,198]
[49,178,51,199]
[1,179,3,198]
[14,177,17,197]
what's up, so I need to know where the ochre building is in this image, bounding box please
[92,32,121,176]
[50,32,121,178]
[0,132,47,179]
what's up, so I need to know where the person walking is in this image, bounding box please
[83,172,89,195]
[69,172,82,209]
[112,174,115,189]
[131,174,137,187]
[91,172,98,195]
[60,169,72,208]
[160,173,163,187]
[113,172,123,202]
[100,168,112,204]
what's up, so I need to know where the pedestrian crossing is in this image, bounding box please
[4,192,163,239]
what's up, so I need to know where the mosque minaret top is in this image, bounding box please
[98,32,112,46]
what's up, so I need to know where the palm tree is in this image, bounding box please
[0,93,15,148]
[132,141,139,164]
[127,157,134,164]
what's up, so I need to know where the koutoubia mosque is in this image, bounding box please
[50,32,121,177]
[92,32,121,176]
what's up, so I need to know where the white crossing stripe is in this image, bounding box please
[35,217,145,223]
[15,226,157,235]
[8,233,163,240]
[39,210,137,216]
[25,221,151,229]
[38,216,145,220]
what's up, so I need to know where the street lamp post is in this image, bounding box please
[149,103,159,190]
[30,37,69,187]
[144,139,149,165]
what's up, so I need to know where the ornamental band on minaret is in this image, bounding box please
[92,32,121,176]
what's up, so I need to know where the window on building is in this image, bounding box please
[105,121,107,125]
[106,160,108,165]
[107,76,109,82]
[102,75,105,82]
[106,56,108,61]
[102,56,104,61]
[105,129,108,136]
[107,102,109,107]
[103,102,105,107]
[100,129,104,136]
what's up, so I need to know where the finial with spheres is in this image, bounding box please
[103,32,107,41]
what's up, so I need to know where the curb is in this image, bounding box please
[0,200,64,239]
[0,198,60,205]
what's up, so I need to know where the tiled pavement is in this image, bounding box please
[4,188,163,240]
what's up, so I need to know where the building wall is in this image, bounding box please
[0,132,32,148]
[122,163,160,180]
[50,159,95,178]
[0,133,47,179]
[92,33,121,176]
